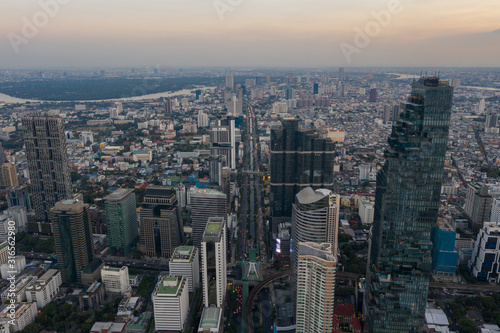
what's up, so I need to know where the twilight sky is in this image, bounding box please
[1,0,499,69]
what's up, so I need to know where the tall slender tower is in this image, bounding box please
[104,188,139,256]
[295,242,337,333]
[364,77,453,332]
[50,199,95,284]
[201,217,227,308]
[22,116,73,222]
[290,187,340,310]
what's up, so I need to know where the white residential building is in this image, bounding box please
[26,269,62,308]
[201,217,227,308]
[359,200,375,225]
[1,276,37,303]
[0,302,37,332]
[0,256,26,279]
[295,242,337,333]
[152,276,189,332]
[197,111,209,128]
[101,266,131,295]
[169,246,200,292]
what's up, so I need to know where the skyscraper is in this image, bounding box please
[0,164,18,188]
[189,188,227,249]
[270,118,336,217]
[295,242,337,333]
[383,105,392,124]
[139,186,183,258]
[165,98,173,114]
[464,182,492,227]
[210,116,236,169]
[364,77,453,332]
[369,88,378,102]
[290,187,340,310]
[50,199,100,284]
[313,83,319,95]
[469,222,500,283]
[22,116,73,222]
[104,188,139,256]
[201,217,227,308]
[339,67,345,81]
[225,74,234,90]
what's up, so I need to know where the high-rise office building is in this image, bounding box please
[169,246,200,293]
[464,182,492,227]
[491,197,500,225]
[313,83,319,95]
[152,275,189,332]
[7,185,31,211]
[201,217,227,308]
[165,98,173,114]
[431,220,458,280]
[190,188,227,249]
[210,116,236,169]
[284,87,295,100]
[478,98,486,113]
[339,67,345,81]
[485,112,498,133]
[50,199,101,284]
[22,116,73,222]
[369,88,378,102]
[295,242,337,333]
[104,188,139,256]
[364,77,453,332]
[139,186,183,258]
[383,105,392,124]
[0,163,18,188]
[391,104,400,122]
[225,74,234,90]
[469,222,500,283]
[270,118,336,217]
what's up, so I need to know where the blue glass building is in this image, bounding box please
[431,222,459,278]
[364,77,454,332]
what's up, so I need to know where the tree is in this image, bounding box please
[458,318,479,333]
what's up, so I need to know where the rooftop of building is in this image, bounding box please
[102,266,127,273]
[170,246,196,263]
[295,187,332,205]
[189,187,226,196]
[203,218,224,240]
[199,306,222,329]
[154,276,184,296]
[104,188,134,201]
[298,242,336,262]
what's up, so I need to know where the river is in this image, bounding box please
[0,86,216,104]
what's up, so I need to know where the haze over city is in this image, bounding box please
[1,0,500,68]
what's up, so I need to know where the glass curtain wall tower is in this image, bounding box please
[364,77,453,332]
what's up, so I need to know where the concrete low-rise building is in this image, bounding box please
[26,269,62,308]
[0,302,37,332]
[198,306,223,333]
[1,276,37,303]
[101,266,131,295]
